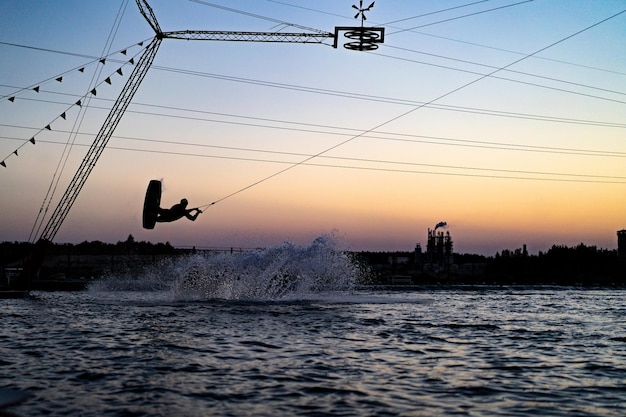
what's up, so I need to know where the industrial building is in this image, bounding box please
[415,222,454,273]
[618,229,626,267]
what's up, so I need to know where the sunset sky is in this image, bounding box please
[1,0,625,255]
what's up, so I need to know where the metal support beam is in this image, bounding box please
[39,36,162,241]
[163,30,335,45]
[136,0,162,35]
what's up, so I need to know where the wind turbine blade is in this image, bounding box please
[352,4,359,10]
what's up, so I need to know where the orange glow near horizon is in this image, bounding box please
[1,1,625,255]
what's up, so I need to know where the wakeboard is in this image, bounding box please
[142,180,162,229]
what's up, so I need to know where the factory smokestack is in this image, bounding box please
[434,221,447,231]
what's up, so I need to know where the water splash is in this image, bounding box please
[90,234,365,301]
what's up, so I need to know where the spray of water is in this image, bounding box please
[89,234,366,301]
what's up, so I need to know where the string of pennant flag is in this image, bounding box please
[1,41,148,168]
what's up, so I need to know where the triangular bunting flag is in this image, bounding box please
[56,77,63,82]
[1,161,6,168]
[129,58,135,65]
[79,67,85,72]
[105,77,111,85]
[90,88,97,96]
[45,124,51,130]
[75,100,82,106]
[121,49,127,55]
[138,42,144,46]
[100,58,106,64]
[30,138,36,144]
[116,68,123,76]
[8,97,15,102]
[13,150,18,156]
[61,112,66,120]
[33,86,40,93]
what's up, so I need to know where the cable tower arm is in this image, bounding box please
[163,30,335,45]
[161,27,385,49]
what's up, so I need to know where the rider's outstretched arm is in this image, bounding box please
[186,208,202,221]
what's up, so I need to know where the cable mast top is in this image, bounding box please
[36,0,385,242]
[137,0,384,48]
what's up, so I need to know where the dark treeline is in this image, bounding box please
[0,235,179,267]
[2,238,624,286]
[1,235,190,290]
[357,243,625,286]
[487,244,622,285]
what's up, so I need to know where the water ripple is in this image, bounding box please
[2,288,626,416]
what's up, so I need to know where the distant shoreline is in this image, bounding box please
[2,239,625,289]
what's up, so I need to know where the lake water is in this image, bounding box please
[2,240,625,416]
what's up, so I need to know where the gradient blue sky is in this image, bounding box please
[1,0,625,255]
